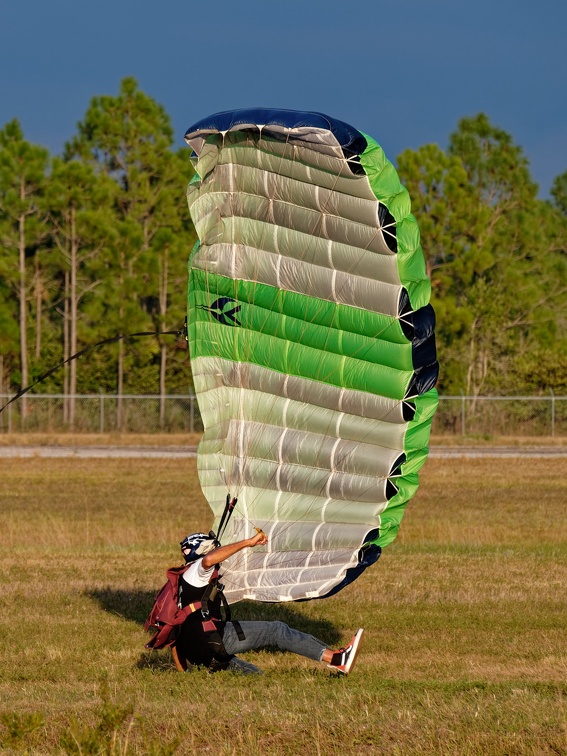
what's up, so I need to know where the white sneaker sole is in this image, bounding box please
[343,628,364,674]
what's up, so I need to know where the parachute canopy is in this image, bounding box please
[184,108,438,603]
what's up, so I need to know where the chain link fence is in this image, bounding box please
[0,393,565,436]
[435,394,566,437]
[0,394,201,434]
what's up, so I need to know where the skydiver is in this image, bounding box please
[171,531,364,675]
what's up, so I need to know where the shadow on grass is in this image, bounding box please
[88,588,155,626]
[88,589,343,655]
[233,601,342,648]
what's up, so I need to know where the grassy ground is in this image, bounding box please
[0,456,565,754]
[0,433,203,447]
[0,432,565,447]
[429,435,566,447]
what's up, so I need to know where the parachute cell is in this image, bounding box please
[184,108,438,603]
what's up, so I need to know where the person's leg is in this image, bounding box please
[227,655,263,675]
[223,620,328,662]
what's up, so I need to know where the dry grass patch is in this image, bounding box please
[0,456,565,754]
[430,434,566,447]
[2,432,565,448]
[0,432,201,447]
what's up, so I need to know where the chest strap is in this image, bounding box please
[200,573,246,641]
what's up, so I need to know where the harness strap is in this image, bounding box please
[199,568,220,620]
[200,571,246,663]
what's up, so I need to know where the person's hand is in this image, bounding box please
[248,530,268,547]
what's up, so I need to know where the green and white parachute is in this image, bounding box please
[184,109,438,603]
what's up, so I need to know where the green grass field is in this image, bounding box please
[0,455,565,754]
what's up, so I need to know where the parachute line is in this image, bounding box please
[0,328,185,415]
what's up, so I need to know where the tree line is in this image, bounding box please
[397,115,567,396]
[1,78,566,422]
[0,78,196,426]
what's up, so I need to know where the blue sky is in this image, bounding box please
[1,0,565,196]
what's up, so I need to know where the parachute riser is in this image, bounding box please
[216,493,238,545]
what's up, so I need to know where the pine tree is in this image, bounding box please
[66,77,195,424]
[0,120,49,415]
[46,157,117,426]
[398,113,567,395]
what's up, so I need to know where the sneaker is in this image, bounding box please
[227,656,264,675]
[328,628,364,674]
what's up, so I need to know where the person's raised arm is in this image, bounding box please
[201,531,268,569]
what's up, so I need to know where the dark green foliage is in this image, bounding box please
[398,113,567,395]
[64,78,195,403]
[0,95,565,399]
[56,676,181,755]
[550,169,567,216]
[0,711,45,750]
[0,81,195,400]
[60,677,135,755]
[0,119,50,395]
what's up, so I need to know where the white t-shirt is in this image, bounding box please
[182,558,214,588]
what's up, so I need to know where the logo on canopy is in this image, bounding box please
[198,297,242,327]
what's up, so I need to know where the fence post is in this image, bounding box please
[550,389,555,437]
[8,396,12,434]
[190,395,195,433]
[100,393,104,434]
[461,391,466,436]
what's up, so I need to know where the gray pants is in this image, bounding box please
[222,620,328,674]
